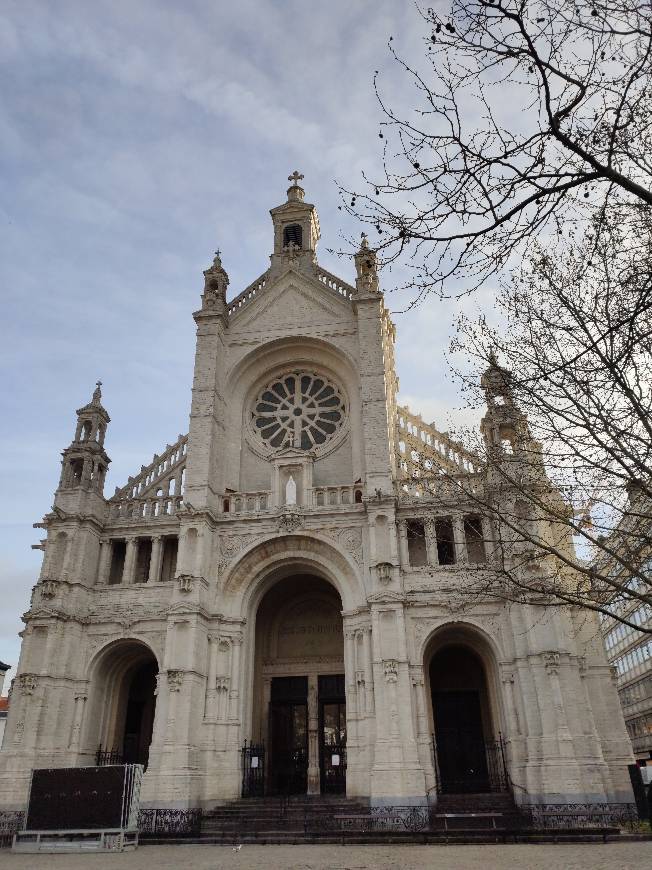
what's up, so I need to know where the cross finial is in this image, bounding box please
[288,170,304,187]
[92,380,102,404]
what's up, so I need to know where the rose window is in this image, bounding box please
[253,372,346,450]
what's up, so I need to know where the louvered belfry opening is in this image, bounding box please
[283,223,303,248]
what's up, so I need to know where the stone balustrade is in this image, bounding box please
[310,484,362,507]
[110,494,184,520]
[227,273,268,317]
[222,491,271,514]
[316,268,354,301]
[398,473,483,502]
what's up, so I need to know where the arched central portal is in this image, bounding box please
[252,574,346,795]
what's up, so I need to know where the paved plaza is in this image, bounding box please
[2,842,652,870]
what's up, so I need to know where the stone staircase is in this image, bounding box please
[430,791,527,833]
[198,795,370,845]
[139,792,628,846]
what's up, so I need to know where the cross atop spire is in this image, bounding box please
[92,381,102,404]
[288,170,304,187]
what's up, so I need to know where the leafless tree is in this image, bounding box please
[444,205,652,632]
[344,0,652,301]
[349,2,652,628]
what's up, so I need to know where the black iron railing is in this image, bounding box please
[321,741,347,794]
[95,746,124,766]
[241,740,265,797]
[138,808,202,837]
[432,732,509,794]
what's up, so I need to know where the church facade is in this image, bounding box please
[0,176,636,815]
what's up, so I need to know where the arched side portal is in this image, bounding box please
[83,640,158,769]
[424,624,507,795]
[251,574,346,796]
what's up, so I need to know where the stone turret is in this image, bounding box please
[201,250,229,314]
[354,233,380,295]
[268,170,320,278]
[54,382,111,515]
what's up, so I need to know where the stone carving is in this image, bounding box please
[383,660,399,683]
[215,675,230,693]
[18,674,38,695]
[38,578,59,598]
[218,534,260,569]
[375,562,393,585]
[320,526,363,566]
[543,652,560,676]
[277,511,303,534]
[286,475,297,505]
[355,669,366,687]
[167,670,184,692]
[177,574,194,593]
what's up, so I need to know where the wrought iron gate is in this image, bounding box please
[241,740,265,797]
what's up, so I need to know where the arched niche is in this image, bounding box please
[82,639,159,768]
[423,623,506,794]
[249,573,346,796]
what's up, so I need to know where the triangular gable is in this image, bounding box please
[227,265,355,332]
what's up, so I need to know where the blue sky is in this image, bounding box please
[0,0,492,677]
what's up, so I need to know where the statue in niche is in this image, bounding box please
[285,474,297,505]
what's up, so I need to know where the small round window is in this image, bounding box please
[252,372,346,450]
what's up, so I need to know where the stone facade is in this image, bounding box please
[0,177,636,813]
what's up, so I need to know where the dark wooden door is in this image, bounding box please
[433,690,489,793]
[319,674,346,794]
[269,676,308,794]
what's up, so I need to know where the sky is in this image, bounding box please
[0,0,494,678]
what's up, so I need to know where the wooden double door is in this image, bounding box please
[269,675,346,795]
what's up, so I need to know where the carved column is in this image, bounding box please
[501,671,521,736]
[397,520,409,567]
[97,539,112,585]
[363,627,375,714]
[205,635,219,719]
[148,536,163,583]
[228,634,242,721]
[424,519,439,566]
[68,692,88,751]
[307,674,320,795]
[122,536,137,585]
[452,514,468,565]
[344,630,358,717]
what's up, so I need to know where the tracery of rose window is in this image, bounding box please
[252,372,346,450]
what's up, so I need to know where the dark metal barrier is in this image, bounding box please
[26,765,141,831]
[241,740,265,797]
[432,732,509,793]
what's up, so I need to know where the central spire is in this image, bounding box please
[269,170,320,273]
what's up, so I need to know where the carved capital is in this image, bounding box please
[167,669,184,691]
[18,673,38,695]
[215,675,230,693]
[39,578,59,598]
[543,651,560,676]
[375,562,393,585]
[177,574,194,593]
[383,659,399,683]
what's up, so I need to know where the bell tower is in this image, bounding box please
[268,170,321,278]
[55,381,111,516]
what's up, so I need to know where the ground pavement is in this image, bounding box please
[1,842,651,869]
